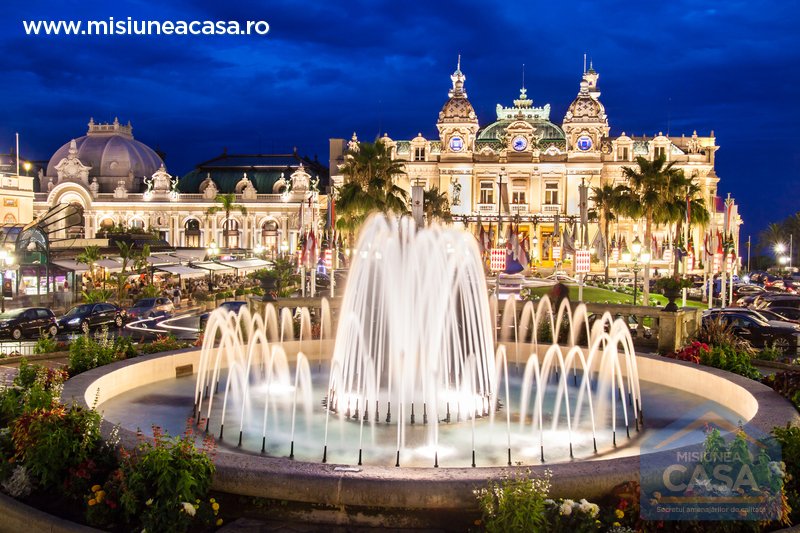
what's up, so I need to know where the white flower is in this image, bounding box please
[559,502,573,516]
[181,501,196,516]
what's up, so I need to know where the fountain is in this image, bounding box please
[191,215,643,467]
[68,213,796,527]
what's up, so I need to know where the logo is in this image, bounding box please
[639,402,785,522]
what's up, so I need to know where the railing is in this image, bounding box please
[542,203,561,213]
[0,341,37,359]
[477,204,496,213]
[510,203,529,214]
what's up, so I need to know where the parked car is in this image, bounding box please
[127,297,175,320]
[0,307,58,340]
[768,307,800,322]
[58,303,126,333]
[703,311,800,353]
[704,307,800,329]
[199,301,248,329]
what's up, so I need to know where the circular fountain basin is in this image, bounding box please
[62,343,798,527]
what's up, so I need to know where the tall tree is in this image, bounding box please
[336,140,408,243]
[759,222,786,256]
[589,183,628,282]
[660,177,710,275]
[622,155,685,303]
[423,186,452,224]
[206,193,248,249]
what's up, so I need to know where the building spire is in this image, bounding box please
[449,55,467,98]
[522,63,525,90]
[583,53,587,74]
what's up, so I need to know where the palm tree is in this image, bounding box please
[77,245,101,285]
[336,140,408,243]
[759,222,786,256]
[206,193,248,249]
[622,155,685,303]
[423,186,452,224]
[660,177,710,275]
[589,183,628,282]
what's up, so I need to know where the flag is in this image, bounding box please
[562,225,576,255]
[326,188,335,230]
[592,229,606,261]
[477,225,487,255]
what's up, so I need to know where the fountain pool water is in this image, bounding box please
[188,215,647,467]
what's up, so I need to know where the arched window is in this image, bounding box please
[185,219,201,248]
[66,203,84,238]
[130,218,145,230]
[3,214,16,224]
[261,220,279,254]
[223,218,240,249]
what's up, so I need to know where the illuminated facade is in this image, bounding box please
[331,61,740,271]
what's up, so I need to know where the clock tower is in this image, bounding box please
[562,65,610,160]
[436,57,479,161]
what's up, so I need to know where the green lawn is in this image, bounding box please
[524,285,707,308]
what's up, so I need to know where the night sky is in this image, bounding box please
[0,0,797,240]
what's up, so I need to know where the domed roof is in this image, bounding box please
[437,57,478,124]
[478,119,565,141]
[564,81,606,122]
[439,97,477,124]
[46,118,163,179]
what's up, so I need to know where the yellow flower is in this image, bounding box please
[88,499,97,506]
[91,485,101,492]
[615,509,624,519]
[212,502,220,511]
[210,498,216,503]
[145,498,153,506]
[613,522,621,527]
[216,518,223,526]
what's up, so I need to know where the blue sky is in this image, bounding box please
[0,0,797,240]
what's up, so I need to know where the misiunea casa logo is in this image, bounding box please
[639,402,785,522]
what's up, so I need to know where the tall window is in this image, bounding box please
[185,219,201,248]
[261,220,279,254]
[66,203,85,238]
[512,190,526,204]
[544,182,559,205]
[618,147,629,160]
[479,181,494,205]
[414,147,425,161]
[223,219,240,249]
[654,146,666,159]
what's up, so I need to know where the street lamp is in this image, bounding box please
[207,241,220,259]
[0,250,16,313]
[22,162,31,176]
[621,236,650,306]
[253,243,264,257]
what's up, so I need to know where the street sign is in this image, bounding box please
[575,250,591,273]
[490,248,507,272]
[552,246,561,260]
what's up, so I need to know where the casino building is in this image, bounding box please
[33,118,328,257]
[331,60,740,271]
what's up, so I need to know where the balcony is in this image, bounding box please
[542,203,561,213]
[476,204,497,213]
[510,203,529,214]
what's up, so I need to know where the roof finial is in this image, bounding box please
[457,53,461,72]
[583,53,587,74]
[522,63,525,90]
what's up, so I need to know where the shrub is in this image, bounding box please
[772,424,800,525]
[0,360,69,425]
[33,335,67,355]
[758,342,785,362]
[763,371,800,410]
[120,423,217,533]
[695,317,756,356]
[137,334,190,355]
[68,329,126,375]
[664,340,710,364]
[10,404,103,489]
[475,469,551,532]
[699,344,761,380]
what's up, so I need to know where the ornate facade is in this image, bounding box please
[331,61,740,271]
[34,119,328,256]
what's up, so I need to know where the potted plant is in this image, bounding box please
[248,257,300,302]
[654,275,692,312]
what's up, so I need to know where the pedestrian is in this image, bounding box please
[173,286,181,307]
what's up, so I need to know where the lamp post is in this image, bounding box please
[207,241,220,284]
[621,236,651,306]
[253,243,264,258]
[0,250,16,313]
[775,243,787,273]
[22,162,31,176]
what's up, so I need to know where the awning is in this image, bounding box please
[171,249,207,262]
[194,261,235,273]
[146,255,176,267]
[218,258,271,273]
[95,258,124,273]
[156,265,208,279]
[51,259,91,273]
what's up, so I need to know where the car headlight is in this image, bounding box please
[0,321,8,327]
[67,317,81,325]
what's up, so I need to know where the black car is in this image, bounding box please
[58,303,126,333]
[769,307,800,322]
[703,311,800,353]
[199,301,248,329]
[0,307,58,340]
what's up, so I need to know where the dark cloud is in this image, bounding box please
[0,0,796,235]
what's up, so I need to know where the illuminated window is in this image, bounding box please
[479,181,494,204]
[414,147,425,161]
[545,182,559,205]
